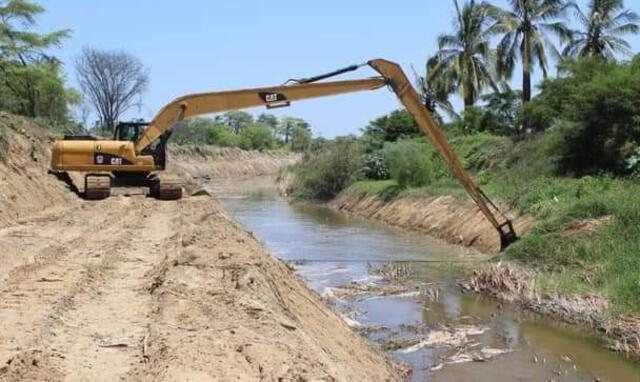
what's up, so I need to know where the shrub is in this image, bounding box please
[362,153,390,180]
[292,138,362,200]
[381,139,434,188]
[207,124,241,147]
[449,133,513,172]
[239,123,275,151]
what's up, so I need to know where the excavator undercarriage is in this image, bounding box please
[82,173,182,201]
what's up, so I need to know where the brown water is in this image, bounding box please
[212,178,640,382]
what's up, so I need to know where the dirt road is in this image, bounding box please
[0,195,401,381]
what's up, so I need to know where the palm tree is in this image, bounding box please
[563,0,639,58]
[412,64,457,119]
[427,0,499,110]
[485,0,572,103]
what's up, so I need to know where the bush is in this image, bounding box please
[381,139,435,188]
[208,124,241,147]
[292,138,362,200]
[239,123,275,151]
[361,153,390,180]
[449,133,513,172]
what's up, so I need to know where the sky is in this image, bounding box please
[36,0,640,138]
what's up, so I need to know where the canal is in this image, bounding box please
[213,178,640,382]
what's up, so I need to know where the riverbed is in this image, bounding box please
[211,177,640,382]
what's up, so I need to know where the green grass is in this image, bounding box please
[348,180,400,198]
[350,163,640,314]
[488,175,640,314]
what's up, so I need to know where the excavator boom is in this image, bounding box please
[52,58,517,249]
[134,77,387,153]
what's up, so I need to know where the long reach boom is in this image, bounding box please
[52,58,517,249]
[136,59,517,249]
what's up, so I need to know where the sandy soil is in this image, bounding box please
[0,195,401,381]
[329,190,534,254]
[0,114,401,381]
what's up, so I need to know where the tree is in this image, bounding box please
[427,0,499,109]
[486,0,572,103]
[278,117,309,144]
[361,109,419,144]
[0,0,75,124]
[75,47,149,132]
[221,111,253,134]
[412,64,457,119]
[523,57,640,174]
[257,113,278,131]
[563,0,639,58]
[289,124,312,152]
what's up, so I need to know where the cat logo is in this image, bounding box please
[258,92,287,103]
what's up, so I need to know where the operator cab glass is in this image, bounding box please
[114,122,149,142]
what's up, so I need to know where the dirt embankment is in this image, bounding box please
[329,188,534,254]
[169,145,299,184]
[0,113,77,227]
[0,116,401,381]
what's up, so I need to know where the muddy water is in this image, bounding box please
[212,178,640,382]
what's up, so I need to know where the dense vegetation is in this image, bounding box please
[0,0,79,131]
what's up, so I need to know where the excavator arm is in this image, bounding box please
[132,58,517,249]
[134,76,387,153]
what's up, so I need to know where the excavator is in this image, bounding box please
[50,58,518,249]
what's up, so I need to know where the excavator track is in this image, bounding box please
[84,174,111,200]
[150,175,182,200]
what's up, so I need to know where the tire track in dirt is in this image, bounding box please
[1,195,402,381]
[38,198,177,381]
[0,197,153,380]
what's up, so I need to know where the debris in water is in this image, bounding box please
[370,262,414,283]
[396,325,489,353]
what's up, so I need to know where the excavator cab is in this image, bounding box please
[113,121,148,142]
[111,121,171,170]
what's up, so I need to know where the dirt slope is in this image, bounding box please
[169,146,299,183]
[0,195,401,381]
[0,113,76,227]
[0,115,400,381]
[329,190,534,253]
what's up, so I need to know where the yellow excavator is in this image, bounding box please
[50,58,517,248]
